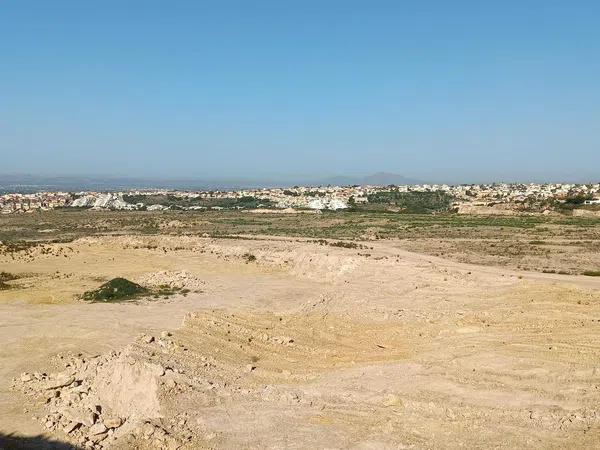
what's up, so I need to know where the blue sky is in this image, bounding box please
[1,1,599,182]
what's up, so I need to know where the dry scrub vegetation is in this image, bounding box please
[2,209,599,275]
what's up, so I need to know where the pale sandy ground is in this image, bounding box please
[1,236,600,449]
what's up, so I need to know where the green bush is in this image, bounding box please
[82,278,148,302]
[242,252,257,262]
[0,272,18,282]
[0,272,19,290]
[330,241,358,249]
[366,191,453,213]
[122,194,274,210]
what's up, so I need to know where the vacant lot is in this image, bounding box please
[2,209,599,274]
[1,211,600,449]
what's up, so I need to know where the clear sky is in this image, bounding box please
[1,1,599,183]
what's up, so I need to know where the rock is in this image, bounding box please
[64,392,81,403]
[73,384,89,394]
[140,334,155,344]
[245,364,256,373]
[64,421,80,434]
[20,373,33,382]
[45,420,55,429]
[45,390,61,403]
[88,432,107,444]
[149,363,165,377]
[165,378,177,389]
[46,373,75,389]
[103,416,123,429]
[88,422,107,435]
[161,331,172,339]
[62,407,96,427]
[163,435,181,450]
[141,422,155,438]
[83,411,97,427]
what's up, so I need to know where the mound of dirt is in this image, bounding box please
[82,278,148,302]
[12,311,408,449]
[136,271,205,293]
[13,350,174,449]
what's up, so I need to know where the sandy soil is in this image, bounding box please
[2,235,600,449]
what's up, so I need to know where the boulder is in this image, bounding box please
[88,422,107,435]
[103,416,123,429]
[45,373,75,390]
[61,407,96,427]
[20,373,33,382]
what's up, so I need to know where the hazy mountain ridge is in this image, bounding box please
[0,173,424,193]
[325,172,424,186]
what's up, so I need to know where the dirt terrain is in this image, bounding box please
[1,227,600,449]
[2,210,599,275]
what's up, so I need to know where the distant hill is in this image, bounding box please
[362,172,423,186]
[316,172,423,187]
[0,172,424,193]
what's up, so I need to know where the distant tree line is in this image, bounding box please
[123,194,274,209]
[365,190,454,213]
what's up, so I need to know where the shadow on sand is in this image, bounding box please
[0,433,80,450]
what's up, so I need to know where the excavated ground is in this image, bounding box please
[2,235,600,449]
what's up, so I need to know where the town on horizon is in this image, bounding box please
[2,180,599,216]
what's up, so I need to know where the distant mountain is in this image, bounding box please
[316,172,424,187]
[0,172,425,193]
[362,172,423,186]
[0,174,245,193]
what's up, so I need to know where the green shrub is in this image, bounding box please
[0,272,19,282]
[582,270,600,277]
[366,191,453,213]
[0,272,19,290]
[122,194,274,210]
[82,278,148,302]
[330,241,358,249]
[242,253,257,262]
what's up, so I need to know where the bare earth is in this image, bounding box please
[1,234,600,449]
